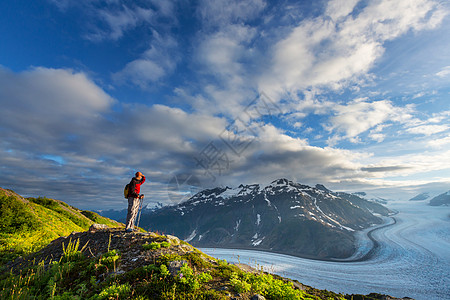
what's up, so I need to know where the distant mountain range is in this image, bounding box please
[408,190,450,206]
[139,178,391,259]
[429,190,450,206]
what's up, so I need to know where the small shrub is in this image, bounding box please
[157,253,183,265]
[98,283,132,300]
[184,252,213,269]
[230,272,251,293]
[217,259,228,266]
[61,238,84,263]
[142,264,159,273]
[143,242,160,250]
[177,263,212,291]
[160,264,170,277]
[0,195,38,233]
[28,196,59,208]
[100,249,120,270]
[229,271,315,299]
[211,261,240,279]
[81,210,101,222]
[160,241,170,248]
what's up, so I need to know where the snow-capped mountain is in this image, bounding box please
[140,178,391,259]
[429,190,450,206]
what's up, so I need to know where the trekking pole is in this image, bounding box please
[135,195,144,230]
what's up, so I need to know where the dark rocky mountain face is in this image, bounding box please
[429,191,450,206]
[140,179,391,259]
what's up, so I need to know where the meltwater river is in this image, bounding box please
[201,201,450,300]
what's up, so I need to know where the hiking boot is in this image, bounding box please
[125,228,133,233]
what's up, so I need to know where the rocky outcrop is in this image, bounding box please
[8,228,197,275]
[88,223,110,232]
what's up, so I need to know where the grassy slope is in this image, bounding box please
[0,187,123,264]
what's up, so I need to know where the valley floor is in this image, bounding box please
[202,201,450,300]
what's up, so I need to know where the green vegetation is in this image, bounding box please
[0,188,391,300]
[177,263,213,291]
[230,271,316,299]
[143,241,171,251]
[0,237,347,300]
[0,188,123,266]
[0,195,39,234]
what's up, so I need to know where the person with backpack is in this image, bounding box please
[125,172,146,232]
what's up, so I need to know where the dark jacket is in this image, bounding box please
[127,176,146,198]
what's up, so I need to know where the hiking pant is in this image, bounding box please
[126,196,140,229]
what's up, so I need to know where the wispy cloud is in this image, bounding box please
[113,31,179,87]
[260,0,446,99]
[436,66,450,78]
[197,0,266,28]
[86,5,154,41]
[406,124,449,136]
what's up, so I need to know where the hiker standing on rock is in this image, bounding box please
[125,172,145,232]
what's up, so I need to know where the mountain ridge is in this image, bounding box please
[140,179,392,259]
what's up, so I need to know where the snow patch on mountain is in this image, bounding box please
[252,237,264,246]
[185,230,197,242]
[235,219,241,231]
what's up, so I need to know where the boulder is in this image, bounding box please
[88,223,109,232]
[167,260,189,277]
[166,235,181,246]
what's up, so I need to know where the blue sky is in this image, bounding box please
[1,0,449,210]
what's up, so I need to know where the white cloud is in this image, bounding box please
[325,0,359,21]
[261,0,446,100]
[197,24,256,81]
[428,136,450,148]
[406,124,449,136]
[113,31,179,87]
[325,99,414,143]
[187,23,260,118]
[436,66,450,78]
[428,111,450,123]
[365,150,450,177]
[0,66,113,129]
[368,124,389,143]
